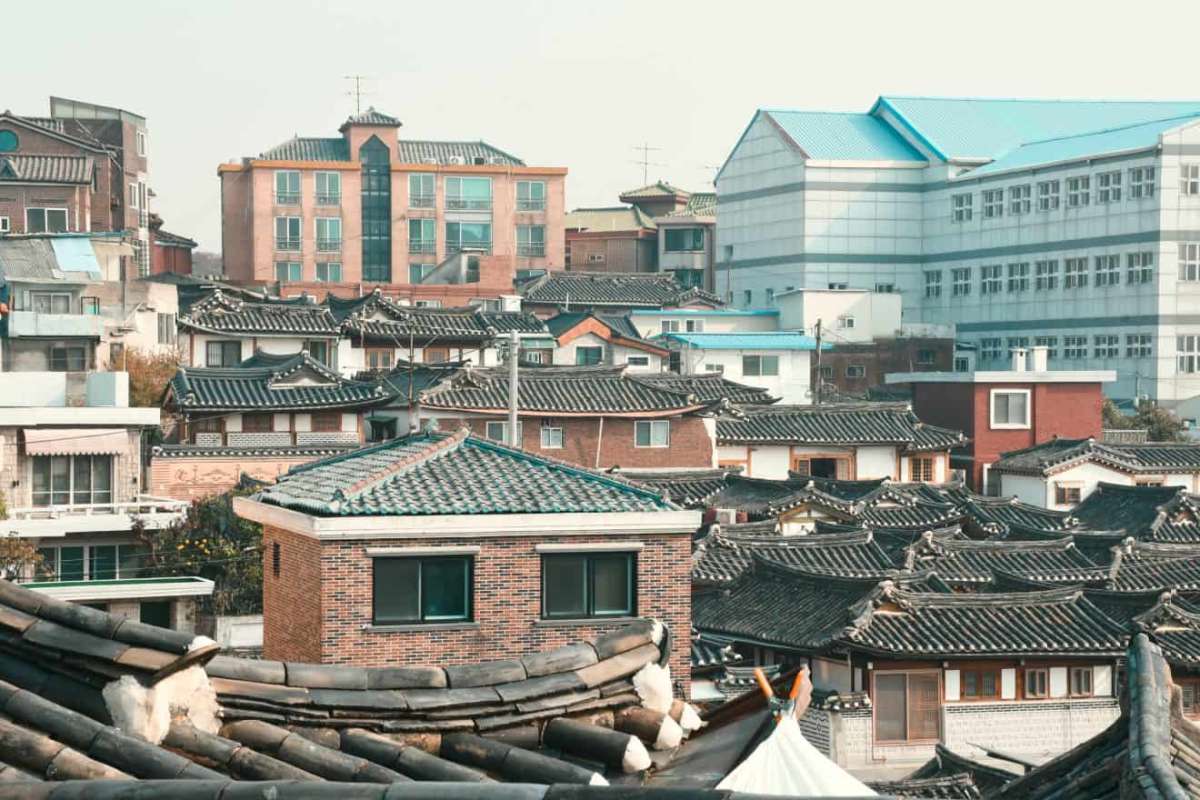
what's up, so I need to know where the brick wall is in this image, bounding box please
[261,525,323,662]
[457,415,714,471]
[261,526,692,687]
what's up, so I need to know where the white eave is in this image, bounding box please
[886,370,1117,385]
[25,577,215,602]
[0,408,162,426]
[233,496,701,541]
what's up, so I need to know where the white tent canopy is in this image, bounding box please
[717,715,877,797]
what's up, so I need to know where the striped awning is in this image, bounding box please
[24,428,127,456]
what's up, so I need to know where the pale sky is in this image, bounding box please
[8,0,1200,253]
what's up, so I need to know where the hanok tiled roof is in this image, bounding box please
[948,491,1077,537]
[691,631,743,671]
[662,192,717,219]
[256,428,677,516]
[989,634,1200,800]
[691,529,898,585]
[520,271,723,309]
[565,206,659,233]
[0,578,753,796]
[616,468,738,507]
[620,181,688,200]
[1071,482,1200,542]
[0,153,93,184]
[178,289,340,337]
[329,290,547,344]
[542,311,670,355]
[167,352,389,412]
[992,437,1200,476]
[901,533,1098,588]
[843,585,1128,657]
[634,373,777,404]
[338,106,402,130]
[869,773,982,800]
[153,228,198,248]
[857,500,964,531]
[397,139,525,166]
[901,745,1018,797]
[420,365,710,416]
[714,402,968,452]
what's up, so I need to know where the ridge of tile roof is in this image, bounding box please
[178,289,341,336]
[614,467,741,507]
[328,290,547,342]
[565,206,658,232]
[992,437,1200,475]
[619,181,688,199]
[167,352,390,412]
[1070,482,1200,543]
[902,532,1098,587]
[714,402,969,451]
[338,106,402,131]
[520,271,723,309]
[256,429,678,516]
[256,134,524,165]
[662,192,717,219]
[634,372,778,405]
[692,529,899,585]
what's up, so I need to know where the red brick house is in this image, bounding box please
[150,213,197,275]
[232,427,699,685]
[887,346,1116,491]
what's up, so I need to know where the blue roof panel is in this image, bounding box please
[966,114,1200,178]
[664,332,828,351]
[763,111,926,162]
[876,96,1200,161]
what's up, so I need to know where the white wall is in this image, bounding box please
[680,347,812,403]
[776,290,902,341]
[856,446,897,479]
[627,311,780,339]
[1001,461,1200,508]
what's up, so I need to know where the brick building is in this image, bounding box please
[149,213,197,275]
[888,346,1116,491]
[219,107,566,291]
[233,428,699,683]
[0,98,154,275]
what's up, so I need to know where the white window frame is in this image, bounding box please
[540,423,564,449]
[129,182,139,209]
[1009,184,1031,215]
[1129,166,1156,199]
[626,356,649,367]
[517,180,546,211]
[315,172,342,205]
[1182,164,1200,196]
[1064,257,1089,289]
[25,207,69,233]
[316,262,342,282]
[485,420,523,443]
[1095,254,1120,287]
[742,354,780,377]
[136,130,147,157]
[1128,251,1155,284]
[275,170,301,204]
[980,338,1003,362]
[1007,262,1029,293]
[1035,260,1059,291]
[951,267,971,297]
[951,193,973,222]
[837,315,856,329]
[1063,335,1088,360]
[1126,333,1153,358]
[1180,244,1200,282]
[982,189,1004,219]
[634,420,670,448]
[274,261,302,281]
[0,216,8,233]
[1093,335,1119,359]
[275,216,301,251]
[980,264,1002,295]
[924,270,942,298]
[990,388,1031,430]
[1037,180,1060,211]
[315,217,342,252]
[1066,175,1090,208]
[1179,335,1200,374]
[1097,170,1121,203]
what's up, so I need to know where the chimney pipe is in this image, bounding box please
[1028,345,1048,372]
[1010,347,1027,372]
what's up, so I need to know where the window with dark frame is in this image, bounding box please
[1070,666,1094,697]
[1181,680,1200,717]
[311,412,341,433]
[272,543,281,577]
[1055,483,1082,506]
[49,345,87,371]
[241,413,274,433]
[542,552,635,619]
[373,556,473,625]
[960,668,1000,700]
[206,341,241,367]
[910,456,935,482]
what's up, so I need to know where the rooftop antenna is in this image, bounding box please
[631,142,664,185]
[344,75,371,114]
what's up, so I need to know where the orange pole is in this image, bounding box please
[753,667,774,700]
[788,667,807,700]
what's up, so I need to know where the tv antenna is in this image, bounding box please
[344,75,372,114]
[631,142,665,184]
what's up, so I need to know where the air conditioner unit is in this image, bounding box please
[472,156,487,165]
[422,157,439,165]
[488,156,506,165]
[447,156,465,165]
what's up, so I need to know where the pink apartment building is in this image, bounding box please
[219,108,566,295]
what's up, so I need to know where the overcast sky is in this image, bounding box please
[9,0,1200,253]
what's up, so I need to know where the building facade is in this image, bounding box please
[233,428,699,684]
[663,331,820,403]
[889,347,1116,490]
[717,97,1200,412]
[219,107,565,290]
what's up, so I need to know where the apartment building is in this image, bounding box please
[0,97,153,276]
[0,370,199,628]
[717,96,1200,414]
[219,107,566,290]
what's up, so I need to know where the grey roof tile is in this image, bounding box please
[520,271,723,309]
[715,402,968,451]
[0,154,93,184]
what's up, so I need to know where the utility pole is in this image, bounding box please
[508,330,520,447]
[813,319,823,406]
[630,142,664,185]
[344,75,370,114]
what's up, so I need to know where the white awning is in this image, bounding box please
[24,428,128,456]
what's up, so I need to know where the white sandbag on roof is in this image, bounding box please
[716,715,876,797]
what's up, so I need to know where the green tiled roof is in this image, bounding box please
[258,136,524,166]
[260,137,349,161]
[257,428,677,516]
[662,192,716,219]
[338,107,402,131]
[167,352,390,412]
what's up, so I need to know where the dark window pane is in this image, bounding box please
[32,457,51,506]
[140,601,172,629]
[119,544,149,578]
[51,456,70,505]
[962,671,977,697]
[422,558,469,621]
[92,457,112,504]
[59,546,84,582]
[592,554,632,616]
[73,456,92,504]
[875,673,907,741]
[544,555,588,617]
[982,671,997,696]
[373,559,420,624]
[36,548,56,580]
[90,545,117,581]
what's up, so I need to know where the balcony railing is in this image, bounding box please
[517,243,546,257]
[4,494,189,535]
[275,192,300,205]
[446,197,492,211]
[409,194,435,209]
[317,238,342,252]
[275,237,301,251]
[409,240,436,254]
[517,199,546,212]
[10,495,189,520]
[316,193,341,206]
[447,241,492,255]
[193,431,360,448]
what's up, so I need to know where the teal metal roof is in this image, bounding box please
[257,429,678,516]
[763,110,926,162]
[966,114,1200,178]
[875,96,1200,161]
[663,332,827,351]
